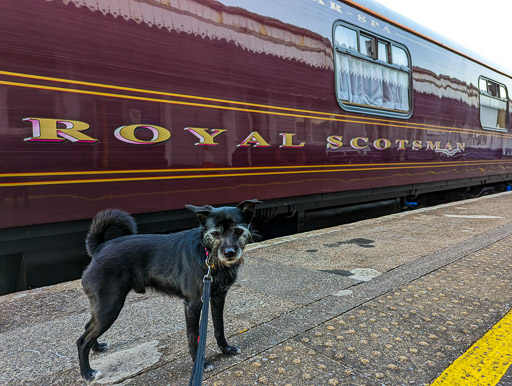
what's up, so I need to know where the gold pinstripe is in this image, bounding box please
[1,70,512,138]
[2,160,512,187]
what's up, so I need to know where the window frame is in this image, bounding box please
[478,76,509,132]
[333,21,413,119]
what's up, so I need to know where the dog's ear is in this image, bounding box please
[236,199,262,223]
[185,204,213,226]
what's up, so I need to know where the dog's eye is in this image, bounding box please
[234,228,244,236]
[210,231,220,238]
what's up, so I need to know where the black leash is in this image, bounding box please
[188,250,213,386]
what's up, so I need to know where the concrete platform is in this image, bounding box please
[1,191,511,385]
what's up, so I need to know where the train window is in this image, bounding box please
[378,41,389,63]
[478,77,509,132]
[359,34,375,57]
[391,46,408,67]
[487,82,499,97]
[334,25,358,51]
[499,85,507,99]
[479,78,487,92]
[333,22,412,119]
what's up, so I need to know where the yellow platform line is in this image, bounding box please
[432,309,512,385]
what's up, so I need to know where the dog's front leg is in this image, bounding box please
[184,300,214,371]
[211,291,241,355]
[184,300,201,359]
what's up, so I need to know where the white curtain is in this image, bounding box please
[337,53,409,112]
[480,94,507,129]
[334,27,357,51]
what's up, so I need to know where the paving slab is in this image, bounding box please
[499,365,512,385]
[299,234,512,385]
[0,191,511,385]
[242,257,355,304]
[251,193,512,275]
[206,340,377,386]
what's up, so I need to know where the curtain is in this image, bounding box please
[334,27,357,51]
[480,94,507,129]
[337,53,409,112]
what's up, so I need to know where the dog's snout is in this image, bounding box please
[223,247,236,259]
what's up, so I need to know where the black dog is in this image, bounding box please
[77,200,261,381]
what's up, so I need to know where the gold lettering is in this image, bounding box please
[238,131,271,148]
[23,118,97,143]
[114,124,171,145]
[184,127,226,146]
[373,138,391,150]
[279,133,305,148]
[327,135,343,149]
[350,137,368,150]
[412,140,423,150]
[329,1,342,13]
[395,139,409,150]
[426,141,441,151]
[456,142,465,151]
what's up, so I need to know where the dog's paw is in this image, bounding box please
[93,370,103,380]
[222,345,241,355]
[92,342,108,353]
[204,360,214,372]
[84,369,102,382]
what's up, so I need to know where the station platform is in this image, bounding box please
[1,191,512,385]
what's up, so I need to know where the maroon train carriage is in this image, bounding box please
[0,0,511,294]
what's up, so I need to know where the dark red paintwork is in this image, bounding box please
[0,0,511,229]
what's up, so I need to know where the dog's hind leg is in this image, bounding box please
[83,319,109,353]
[211,291,240,355]
[77,319,102,382]
[77,291,128,381]
[92,340,109,353]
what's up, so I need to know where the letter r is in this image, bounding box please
[23,118,97,143]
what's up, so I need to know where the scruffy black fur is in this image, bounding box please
[77,200,261,382]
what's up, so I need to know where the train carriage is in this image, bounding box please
[0,0,511,294]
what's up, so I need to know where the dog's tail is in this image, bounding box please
[85,209,137,257]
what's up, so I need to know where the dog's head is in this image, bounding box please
[186,199,261,265]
